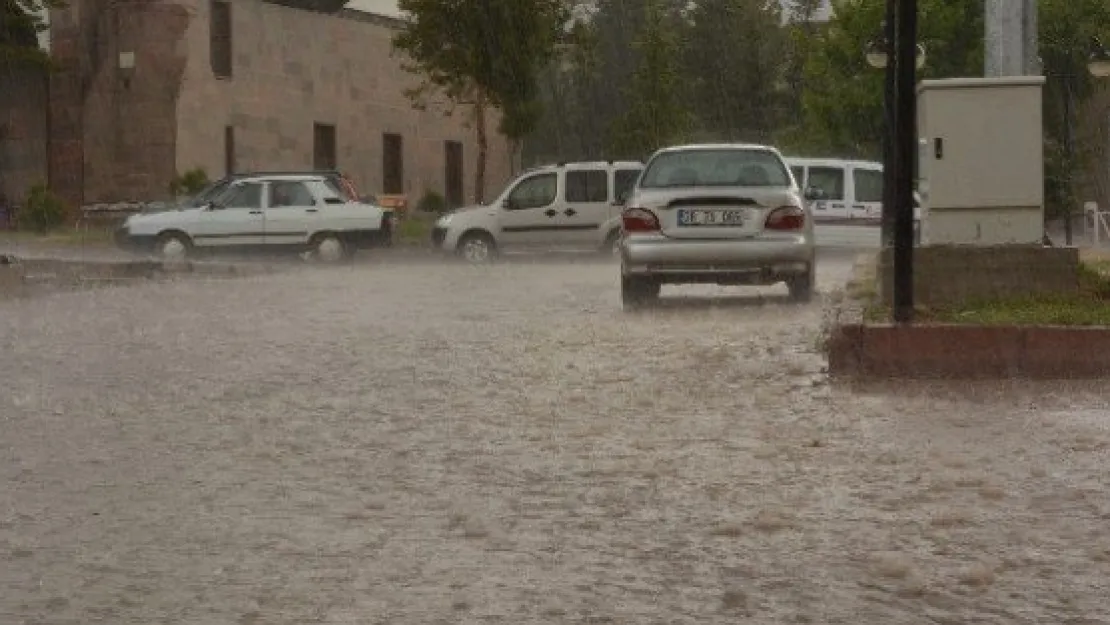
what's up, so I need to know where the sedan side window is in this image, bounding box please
[217,182,263,209]
[270,181,316,208]
[506,173,557,210]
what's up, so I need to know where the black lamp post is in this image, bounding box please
[892,0,918,323]
[866,0,922,323]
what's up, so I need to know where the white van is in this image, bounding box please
[785,157,884,222]
[431,160,644,262]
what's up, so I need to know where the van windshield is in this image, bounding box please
[640,149,791,189]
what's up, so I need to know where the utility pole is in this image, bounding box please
[985,0,1039,78]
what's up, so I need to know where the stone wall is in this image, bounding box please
[878,245,1080,308]
[173,0,513,203]
[0,66,49,209]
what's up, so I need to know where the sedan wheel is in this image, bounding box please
[158,234,190,264]
[314,235,347,263]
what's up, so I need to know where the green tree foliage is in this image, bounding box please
[1,0,62,67]
[393,0,569,202]
[607,0,692,159]
[684,0,788,142]
[799,0,984,157]
[1038,0,1110,217]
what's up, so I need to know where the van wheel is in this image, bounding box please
[621,275,660,310]
[457,232,496,264]
[601,230,621,258]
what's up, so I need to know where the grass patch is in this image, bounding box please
[395,212,437,246]
[862,262,1110,326]
[0,226,115,247]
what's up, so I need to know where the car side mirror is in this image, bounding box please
[502,198,516,211]
[803,186,825,201]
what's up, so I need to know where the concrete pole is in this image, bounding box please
[985,0,1039,77]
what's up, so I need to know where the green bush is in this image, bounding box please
[416,189,447,213]
[169,167,210,197]
[16,184,66,234]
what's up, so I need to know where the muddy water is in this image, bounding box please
[1,252,1108,624]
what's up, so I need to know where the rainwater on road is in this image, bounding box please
[2,249,1109,624]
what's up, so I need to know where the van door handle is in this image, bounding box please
[305,208,318,213]
[564,208,577,217]
[851,205,866,210]
[544,209,557,217]
[249,210,263,215]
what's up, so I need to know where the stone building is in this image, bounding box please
[40,0,513,210]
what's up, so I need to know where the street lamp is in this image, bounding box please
[865,15,926,249]
[865,39,926,70]
[1090,37,1110,79]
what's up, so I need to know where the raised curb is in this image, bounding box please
[827,322,1110,379]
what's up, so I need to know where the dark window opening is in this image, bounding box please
[382,133,404,195]
[313,123,337,170]
[210,1,232,78]
[614,169,641,201]
[565,170,609,203]
[444,140,464,208]
[224,126,235,175]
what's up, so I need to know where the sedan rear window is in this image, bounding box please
[640,149,791,189]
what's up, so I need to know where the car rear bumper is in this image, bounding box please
[621,233,813,281]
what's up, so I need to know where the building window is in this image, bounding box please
[313,123,337,170]
[444,140,464,208]
[224,126,235,175]
[210,0,232,78]
[382,133,404,195]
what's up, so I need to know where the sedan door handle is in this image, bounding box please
[544,209,557,217]
[564,208,577,217]
[305,209,318,213]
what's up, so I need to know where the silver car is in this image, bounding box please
[618,144,816,309]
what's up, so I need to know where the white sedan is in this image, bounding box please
[115,174,391,262]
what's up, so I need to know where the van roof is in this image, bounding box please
[529,160,644,171]
[784,156,883,168]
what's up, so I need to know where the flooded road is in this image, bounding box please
[2,250,1109,624]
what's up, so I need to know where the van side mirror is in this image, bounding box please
[803,186,825,201]
[612,190,630,206]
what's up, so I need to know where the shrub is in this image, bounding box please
[416,189,447,213]
[169,167,210,197]
[16,184,66,234]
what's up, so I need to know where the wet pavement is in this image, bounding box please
[2,249,1109,624]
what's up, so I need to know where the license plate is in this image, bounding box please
[677,208,745,227]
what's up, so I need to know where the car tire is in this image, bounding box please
[457,232,497,264]
[787,268,815,303]
[312,233,348,263]
[157,232,192,264]
[621,275,660,310]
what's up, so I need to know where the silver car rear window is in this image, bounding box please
[640,149,791,189]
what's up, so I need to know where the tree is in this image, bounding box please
[798,0,983,157]
[394,0,569,202]
[607,0,692,159]
[1038,0,1110,218]
[1,0,61,67]
[684,0,788,142]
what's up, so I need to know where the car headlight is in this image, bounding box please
[435,214,453,228]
